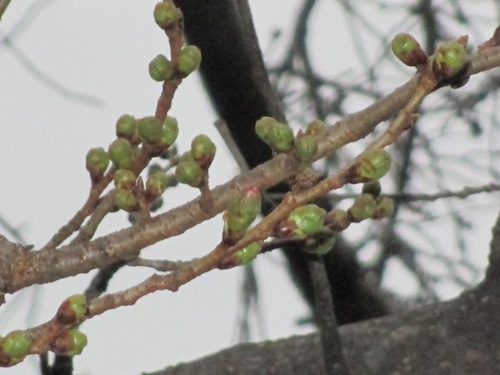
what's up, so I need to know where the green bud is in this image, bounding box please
[325,208,350,232]
[362,180,381,197]
[85,148,109,181]
[224,186,262,240]
[108,138,136,170]
[373,196,394,219]
[175,159,203,187]
[255,116,278,143]
[2,331,31,359]
[51,329,88,356]
[391,33,427,66]
[138,116,163,144]
[287,204,327,237]
[234,242,262,265]
[352,149,392,183]
[149,54,174,82]
[116,114,137,139]
[304,228,336,255]
[146,171,168,198]
[56,294,88,325]
[348,193,376,222]
[191,134,216,168]
[178,45,202,77]
[114,188,138,212]
[153,1,179,29]
[160,116,179,147]
[268,122,294,152]
[294,134,318,163]
[306,120,327,136]
[114,169,136,190]
[432,40,468,79]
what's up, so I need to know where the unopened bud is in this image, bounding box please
[153,1,179,29]
[373,196,394,219]
[325,208,350,231]
[149,54,174,82]
[391,33,427,66]
[284,204,326,237]
[175,158,203,187]
[255,116,278,143]
[432,39,469,80]
[114,169,136,190]
[191,134,216,168]
[178,45,202,77]
[56,294,88,325]
[114,188,138,212]
[138,116,163,144]
[224,186,262,240]
[86,148,109,181]
[352,149,391,183]
[51,329,88,356]
[146,171,168,198]
[1,331,31,360]
[108,138,136,170]
[348,193,376,222]
[268,122,294,152]
[294,134,318,163]
[116,114,137,140]
[160,116,179,147]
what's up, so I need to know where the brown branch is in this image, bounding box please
[0,0,11,21]
[1,44,499,295]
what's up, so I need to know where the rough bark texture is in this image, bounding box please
[145,282,500,375]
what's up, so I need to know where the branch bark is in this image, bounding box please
[146,213,500,375]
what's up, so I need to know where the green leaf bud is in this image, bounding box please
[56,294,88,325]
[160,116,179,147]
[373,196,394,219]
[325,208,350,232]
[114,169,136,190]
[391,33,427,66]
[114,188,138,212]
[432,40,468,79]
[138,116,163,144]
[268,122,294,152]
[255,116,278,143]
[85,148,109,181]
[191,134,216,168]
[1,331,31,359]
[234,242,262,265]
[294,134,318,163]
[362,180,381,197]
[51,329,88,356]
[306,119,328,136]
[175,159,203,187]
[287,204,327,237]
[178,45,202,77]
[146,171,168,198]
[153,1,179,29]
[149,54,174,82]
[116,114,137,139]
[224,186,262,240]
[352,149,391,183]
[108,138,136,170]
[348,193,377,222]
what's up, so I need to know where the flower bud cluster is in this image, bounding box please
[175,134,216,188]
